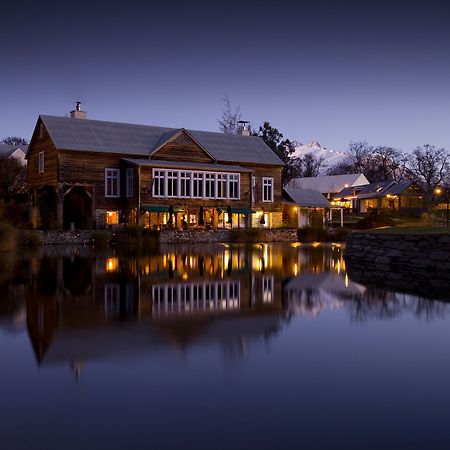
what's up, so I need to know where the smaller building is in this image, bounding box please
[333,180,426,214]
[283,187,331,228]
[0,143,27,165]
[286,173,369,200]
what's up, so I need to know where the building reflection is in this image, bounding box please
[0,243,448,371]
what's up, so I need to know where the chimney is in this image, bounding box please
[70,101,87,119]
[237,120,251,136]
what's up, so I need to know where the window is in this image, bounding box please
[167,171,178,197]
[193,172,203,198]
[38,151,45,174]
[229,174,240,199]
[180,171,191,197]
[251,176,257,202]
[205,173,216,198]
[217,173,227,199]
[262,177,274,202]
[106,210,119,225]
[153,169,165,197]
[126,168,134,197]
[105,169,120,197]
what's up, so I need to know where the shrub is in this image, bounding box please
[354,214,396,230]
[297,226,329,243]
[112,226,160,249]
[18,230,41,249]
[229,228,267,243]
[328,226,351,242]
[91,230,110,249]
[0,221,17,252]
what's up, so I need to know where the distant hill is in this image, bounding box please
[292,141,347,174]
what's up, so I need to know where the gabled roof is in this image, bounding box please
[39,115,284,166]
[334,180,394,199]
[284,187,331,208]
[0,144,27,157]
[385,181,421,196]
[287,173,369,193]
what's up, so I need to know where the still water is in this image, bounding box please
[1,243,450,450]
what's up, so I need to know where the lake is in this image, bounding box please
[1,243,450,450]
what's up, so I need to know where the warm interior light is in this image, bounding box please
[106,210,119,225]
[106,258,118,272]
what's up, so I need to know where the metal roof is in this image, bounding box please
[40,115,284,166]
[284,187,331,208]
[0,144,27,157]
[287,173,369,193]
[122,159,253,173]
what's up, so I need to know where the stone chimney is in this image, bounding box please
[237,120,251,136]
[70,101,87,119]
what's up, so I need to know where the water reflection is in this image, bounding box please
[0,243,449,370]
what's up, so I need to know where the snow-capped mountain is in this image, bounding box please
[292,141,347,173]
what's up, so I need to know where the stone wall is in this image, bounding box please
[344,231,450,298]
[32,228,298,245]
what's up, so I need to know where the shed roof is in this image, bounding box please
[284,187,331,208]
[39,115,284,166]
[287,173,369,193]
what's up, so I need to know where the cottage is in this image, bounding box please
[333,180,426,214]
[286,173,369,200]
[0,143,27,165]
[26,104,284,230]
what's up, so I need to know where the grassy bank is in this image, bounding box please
[360,226,450,235]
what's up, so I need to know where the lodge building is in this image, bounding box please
[26,104,285,230]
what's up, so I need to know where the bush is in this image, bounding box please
[18,230,41,249]
[229,228,267,243]
[328,226,351,242]
[0,221,17,252]
[91,230,110,249]
[354,214,396,230]
[111,226,160,249]
[297,226,329,243]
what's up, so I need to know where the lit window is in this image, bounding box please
[205,173,216,198]
[262,177,274,202]
[217,173,227,199]
[105,169,120,197]
[192,172,203,198]
[38,151,45,174]
[126,168,134,197]
[106,210,119,225]
[153,169,165,197]
[180,171,191,197]
[167,171,178,197]
[229,174,240,199]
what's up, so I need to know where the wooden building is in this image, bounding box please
[332,180,426,214]
[26,105,284,230]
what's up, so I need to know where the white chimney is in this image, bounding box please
[237,120,251,136]
[70,101,87,119]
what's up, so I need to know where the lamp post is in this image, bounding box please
[434,187,449,227]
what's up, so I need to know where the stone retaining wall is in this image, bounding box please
[344,231,450,298]
[33,228,298,245]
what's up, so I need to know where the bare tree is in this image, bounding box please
[218,95,242,134]
[295,153,326,177]
[408,144,450,194]
[0,155,27,201]
[1,136,28,146]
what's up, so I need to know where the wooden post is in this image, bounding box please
[340,208,344,227]
[91,185,96,229]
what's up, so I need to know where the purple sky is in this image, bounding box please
[2,0,450,152]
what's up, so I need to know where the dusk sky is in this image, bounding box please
[2,0,450,151]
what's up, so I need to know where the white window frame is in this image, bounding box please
[152,169,165,197]
[180,171,191,198]
[204,173,216,199]
[126,168,134,198]
[216,173,227,199]
[105,168,120,198]
[229,174,240,200]
[38,151,45,174]
[251,176,257,202]
[192,172,204,198]
[167,170,178,197]
[262,177,274,202]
